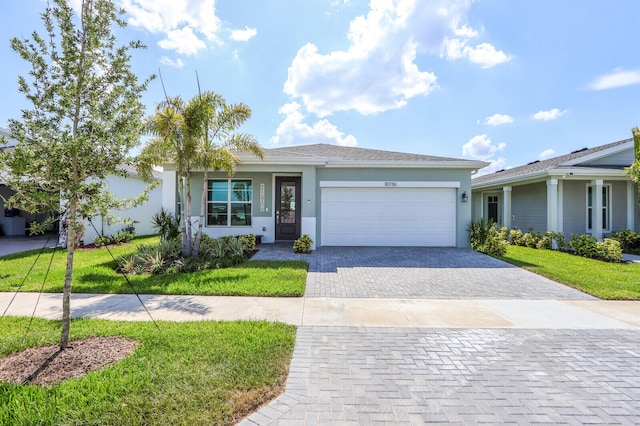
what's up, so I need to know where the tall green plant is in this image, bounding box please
[626,127,640,217]
[0,0,151,349]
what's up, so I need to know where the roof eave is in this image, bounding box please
[559,139,633,166]
[326,160,490,169]
[473,167,631,190]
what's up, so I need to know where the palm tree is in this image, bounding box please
[138,97,198,257]
[185,91,264,256]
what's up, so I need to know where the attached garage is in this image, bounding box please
[320,181,458,247]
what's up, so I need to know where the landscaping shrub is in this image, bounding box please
[151,208,180,242]
[509,229,523,246]
[569,233,622,262]
[239,234,257,253]
[468,219,493,249]
[293,235,313,253]
[610,229,640,254]
[468,219,508,256]
[93,229,135,247]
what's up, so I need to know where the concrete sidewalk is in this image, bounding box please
[1,292,639,330]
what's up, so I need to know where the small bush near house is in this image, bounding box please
[468,219,508,256]
[238,233,257,253]
[610,229,640,254]
[509,229,523,246]
[536,231,567,250]
[93,230,135,247]
[151,208,180,242]
[293,235,313,253]
[569,234,623,262]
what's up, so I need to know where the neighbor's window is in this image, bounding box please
[586,185,610,231]
[207,179,252,226]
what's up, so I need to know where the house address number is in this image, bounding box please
[385,181,398,187]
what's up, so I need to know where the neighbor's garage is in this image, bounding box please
[320,182,457,246]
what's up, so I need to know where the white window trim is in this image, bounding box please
[586,183,612,233]
[207,178,253,227]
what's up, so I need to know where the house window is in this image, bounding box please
[207,179,252,226]
[586,185,610,231]
[487,196,499,224]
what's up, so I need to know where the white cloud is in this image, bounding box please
[270,102,358,147]
[588,68,640,90]
[231,26,257,42]
[122,0,221,55]
[444,39,511,68]
[476,157,507,176]
[539,149,555,159]
[462,134,506,160]
[285,0,510,117]
[160,56,184,68]
[484,113,513,126]
[531,108,566,121]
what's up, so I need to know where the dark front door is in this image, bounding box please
[275,177,301,240]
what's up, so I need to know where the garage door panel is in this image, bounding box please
[321,187,456,247]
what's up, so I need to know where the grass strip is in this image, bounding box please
[0,317,296,425]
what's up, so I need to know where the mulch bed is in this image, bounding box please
[0,336,138,386]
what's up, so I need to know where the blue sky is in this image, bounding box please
[1,0,639,174]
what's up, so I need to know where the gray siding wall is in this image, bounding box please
[562,180,585,236]
[316,168,473,248]
[610,181,628,232]
[511,182,547,233]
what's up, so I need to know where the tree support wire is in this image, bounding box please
[1,235,53,319]
[87,218,161,331]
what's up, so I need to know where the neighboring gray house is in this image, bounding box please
[472,138,640,240]
[162,144,487,249]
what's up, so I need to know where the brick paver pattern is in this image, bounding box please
[253,245,594,300]
[243,327,640,425]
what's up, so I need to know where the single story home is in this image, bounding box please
[162,143,488,249]
[80,165,163,244]
[471,138,640,240]
[1,127,162,241]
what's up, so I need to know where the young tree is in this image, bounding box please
[187,91,264,256]
[627,127,640,215]
[138,91,263,257]
[0,0,152,349]
[138,96,198,257]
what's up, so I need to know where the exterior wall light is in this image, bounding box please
[461,191,469,202]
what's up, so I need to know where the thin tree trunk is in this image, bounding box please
[193,168,208,257]
[179,175,190,257]
[60,201,77,350]
[184,171,193,257]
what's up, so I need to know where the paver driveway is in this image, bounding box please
[244,246,640,425]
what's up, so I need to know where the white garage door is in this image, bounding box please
[321,186,456,246]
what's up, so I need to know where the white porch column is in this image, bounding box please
[592,179,603,240]
[628,181,637,231]
[503,186,512,229]
[557,180,564,233]
[546,179,559,232]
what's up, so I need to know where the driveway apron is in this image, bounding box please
[243,246,640,425]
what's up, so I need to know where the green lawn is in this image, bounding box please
[0,317,296,425]
[497,245,640,300]
[0,236,308,296]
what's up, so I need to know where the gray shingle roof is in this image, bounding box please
[472,138,632,186]
[262,143,471,163]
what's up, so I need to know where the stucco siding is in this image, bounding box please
[610,181,628,232]
[83,174,162,243]
[511,182,547,233]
